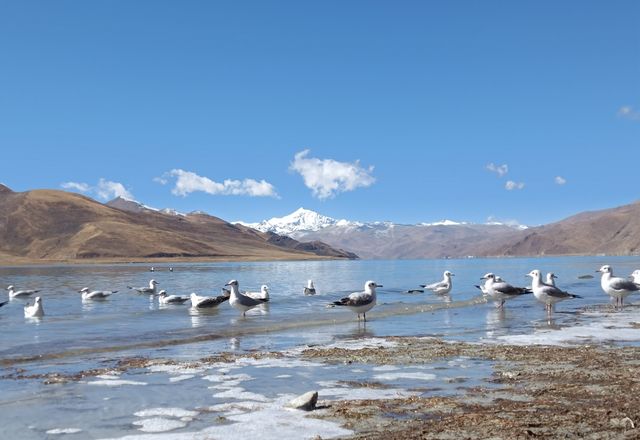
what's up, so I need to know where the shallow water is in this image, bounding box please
[1,256,639,438]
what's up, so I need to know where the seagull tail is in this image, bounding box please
[419,284,427,288]
[570,293,582,299]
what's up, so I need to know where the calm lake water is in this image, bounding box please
[1,256,639,439]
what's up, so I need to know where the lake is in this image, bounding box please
[1,256,639,439]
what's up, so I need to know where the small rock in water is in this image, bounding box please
[287,391,318,411]
[578,274,594,279]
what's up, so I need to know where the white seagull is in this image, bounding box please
[630,269,640,284]
[127,280,159,294]
[597,265,640,308]
[225,280,269,316]
[245,285,270,300]
[7,285,40,298]
[331,280,381,322]
[481,273,531,308]
[545,273,558,287]
[78,287,116,300]
[420,271,454,295]
[158,290,189,304]
[189,292,230,308]
[304,280,316,296]
[527,269,580,312]
[24,296,44,318]
[474,274,504,296]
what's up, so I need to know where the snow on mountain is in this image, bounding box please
[106,197,186,216]
[236,208,527,237]
[235,208,360,236]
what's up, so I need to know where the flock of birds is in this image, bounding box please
[4,265,640,321]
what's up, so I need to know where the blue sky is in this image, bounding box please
[1,1,638,226]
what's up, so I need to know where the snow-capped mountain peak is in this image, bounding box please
[235,207,357,236]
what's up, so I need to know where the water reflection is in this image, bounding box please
[189,307,221,328]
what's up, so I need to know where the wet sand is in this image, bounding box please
[304,337,640,439]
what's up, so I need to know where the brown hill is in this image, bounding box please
[0,188,356,262]
[487,201,640,256]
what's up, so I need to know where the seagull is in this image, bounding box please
[225,279,269,316]
[158,290,189,304]
[597,265,640,308]
[24,296,44,318]
[420,271,454,295]
[481,273,531,308]
[331,280,381,322]
[169,267,174,272]
[150,267,155,272]
[474,274,504,296]
[127,280,159,294]
[7,285,40,298]
[245,285,270,300]
[304,280,316,296]
[78,287,116,300]
[546,273,558,287]
[190,292,230,308]
[630,269,640,284]
[527,269,581,312]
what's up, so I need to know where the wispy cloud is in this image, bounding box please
[158,169,278,198]
[618,105,640,121]
[505,180,525,191]
[61,181,91,192]
[554,176,567,185]
[289,149,375,200]
[61,179,134,201]
[486,162,508,177]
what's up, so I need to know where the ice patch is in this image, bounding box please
[236,357,324,369]
[134,408,199,419]
[204,401,264,415]
[46,428,83,435]
[88,379,147,387]
[372,365,400,371]
[148,365,205,375]
[320,386,418,400]
[212,387,270,402]
[97,374,121,380]
[202,373,253,383]
[494,311,640,346]
[374,372,436,381]
[275,374,292,378]
[133,418,186,433]
[100,396,351,440]
[169,375,195,383]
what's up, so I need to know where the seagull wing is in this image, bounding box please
[493,282,531,296]
[610,277,640,292]
[333,291,372,307]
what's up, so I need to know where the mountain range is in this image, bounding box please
[0,186,356,263]
[237,205,640,259]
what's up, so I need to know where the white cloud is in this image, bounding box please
[554,176,567,185]
[618,105,640,121]
[289,149,375,200]
[505,180,525,191]
[486,162,508,177]
[153,176,168,185]
[61,181,91,192]
[163,169,278,198]
[60,179,134,201]
[95,178,134,200]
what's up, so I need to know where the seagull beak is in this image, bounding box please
[450,274,455,277]
[376,284,383,288]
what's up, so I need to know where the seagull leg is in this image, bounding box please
[363,313,367,322]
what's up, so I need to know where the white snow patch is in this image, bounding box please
[88,379,147,387]
[372,365,400,371]
[212,387,270,402]
[320,387,418,400]
[169,375,195,383]
[133,418,186,433]
[134,408,199,419]
[148,365,205,375]
[373,372,436,381]
[46,428,83,435]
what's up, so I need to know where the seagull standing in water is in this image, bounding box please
[481,273,531,308]
[24,296,44,318]
[7,285,40,299]
[475,274,504,296]
[304,280,316,296]
[597,265,640,308]
[189,292,230,308]
[527,269,580,313]
[331,280,381,322]
[421,271,454,295]
[225,280,269,316]
[629,269,640,284]
[127,280,159,294]
[78,288,116,300]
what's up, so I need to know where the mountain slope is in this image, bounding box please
[0,188,355,261]
[489,201,640,256]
